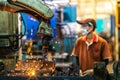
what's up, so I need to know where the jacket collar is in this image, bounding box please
[82,33,98,42]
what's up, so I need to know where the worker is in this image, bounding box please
[71,18,112,76]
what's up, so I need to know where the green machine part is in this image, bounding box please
[0,12,18,71]
[0,0,54,20]
[0,12,18,35]
[7,0,54,20]
[0,11,18,47]
[0,0,54,38]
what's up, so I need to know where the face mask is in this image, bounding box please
[80,28,88,36]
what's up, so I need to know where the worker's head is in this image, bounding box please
[77,18,96,35]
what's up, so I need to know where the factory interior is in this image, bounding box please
[0,0,120,80]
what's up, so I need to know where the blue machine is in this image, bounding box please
[21,13,40,40]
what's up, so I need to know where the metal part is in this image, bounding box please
[0,61,4,72]
[37,21,53,38]
[113,61,120,80]
[54,56,80,76]
[93,62,108,80]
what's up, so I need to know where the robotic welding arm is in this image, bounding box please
[0,0,54,38]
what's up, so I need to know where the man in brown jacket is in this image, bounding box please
[71,18,112,76]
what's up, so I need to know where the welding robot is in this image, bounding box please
[0,0,119,80]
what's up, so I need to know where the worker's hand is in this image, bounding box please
[82,69,94,76]
[79,70,88,77]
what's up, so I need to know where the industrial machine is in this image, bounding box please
[0,0,119,80]
[0,0,55,77]
[0,0,80,79]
